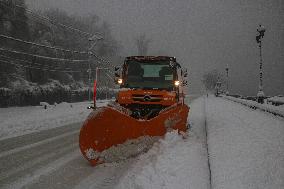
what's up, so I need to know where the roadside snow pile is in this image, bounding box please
[206,97,284,189]
[86,136,160,163]
[115,98,210,189]
[223,95,284,117]
[267,96,284,105]
[0,100,110,140]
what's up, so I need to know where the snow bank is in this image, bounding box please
[223,95,284,117]
[267,96,284,105]
[0,100,110,140]
[206,97,284,189]
[85,136,160,163]
[115,97,210,189]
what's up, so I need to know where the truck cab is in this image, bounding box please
[115,56,185,119]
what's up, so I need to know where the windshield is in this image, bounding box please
[123,60,176,90]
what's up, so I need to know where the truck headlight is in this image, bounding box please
[174,80,180,87]
[118,79,123,84]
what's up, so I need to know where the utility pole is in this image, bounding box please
[225,64,229,95]
[256,25,266,104]
[94,67,99,107]
[87,65,92,102]
[88,34,103,103]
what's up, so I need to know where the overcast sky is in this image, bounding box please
[26,0,284,95]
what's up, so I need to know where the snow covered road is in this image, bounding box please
[0,96,206,189]
[0,121,135,189]
[0,96,283,189]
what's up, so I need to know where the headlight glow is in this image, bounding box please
[118,79,123,84]
[174,80,180,87]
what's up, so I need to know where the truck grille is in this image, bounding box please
[132,94,163,102]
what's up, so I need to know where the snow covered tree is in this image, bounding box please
[0,0,30,41]
[202,69,224,91]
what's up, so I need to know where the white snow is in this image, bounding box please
[0,130,77,159]
[267,96,284,105]
[2,95,283,189]
[206,96,284,189]
[3,151,81,189]
[223,95,284,117]
[0,100,110,140]
[94,136,160,163]
[114,98,211,189]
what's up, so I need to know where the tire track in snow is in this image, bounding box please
[0,131,79,186]
[0,130,78,159]
[2,151,81,189]
[0,143,76,183]
[0,122,81,152]
[204,96,212,189]
[22,155,136,189]
[0,131,78,174]
[0,124,80,188]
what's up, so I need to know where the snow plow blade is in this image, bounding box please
[79,103,189,166]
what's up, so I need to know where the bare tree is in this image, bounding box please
[135,34,151,55]
[202,69,224,91]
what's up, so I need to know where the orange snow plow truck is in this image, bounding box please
[79,56,189,166]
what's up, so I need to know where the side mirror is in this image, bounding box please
[181,68,188,77]
[114,66,121,78]
[115,66,120,71]
[114,66,121,84]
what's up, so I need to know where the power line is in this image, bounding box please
[105,72,114,81]
[0,48,89,63]
[0,35,113,66]
[0,1,114,69]
[88,52,113,67]
[0,59,81,73]
[0,34,88,55]
[106,68,115,75]
[0,54,81,71]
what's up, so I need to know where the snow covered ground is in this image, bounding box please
[0,100,109,140]
[267,96,284,105]
[113,98,210,189]
[1,96,283,189]
[223,95,284,117]
[206,97,284,189]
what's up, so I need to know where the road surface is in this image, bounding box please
[1,95,282,189]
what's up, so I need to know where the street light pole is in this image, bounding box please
[256,25,266,104]
[225,64,229,95]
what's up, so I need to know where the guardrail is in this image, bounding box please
[222,95,284,118]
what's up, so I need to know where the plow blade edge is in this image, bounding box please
[79,104,189,166]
